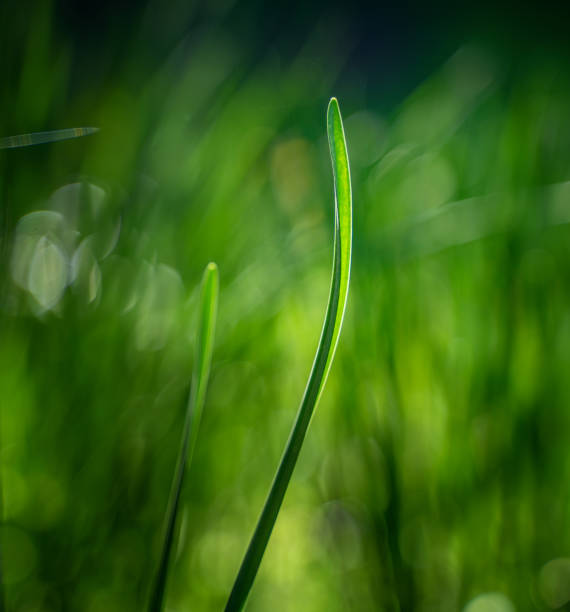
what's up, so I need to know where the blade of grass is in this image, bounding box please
[0,127,99,149]
[147,262,219,612]
[224,97,352,612]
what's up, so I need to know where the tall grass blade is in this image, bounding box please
[0,127,99,149]
[224,97,352,612]
[147,262,219,612]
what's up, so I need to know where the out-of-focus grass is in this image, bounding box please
[1,4,570,611]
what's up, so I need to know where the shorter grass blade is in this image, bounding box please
[0,127,99,149]
[147,262,219,612]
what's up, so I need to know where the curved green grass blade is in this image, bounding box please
[224,97,352,612]
[0,127,99,149]
[148,262,219,612]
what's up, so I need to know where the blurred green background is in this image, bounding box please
[1,0,570,610]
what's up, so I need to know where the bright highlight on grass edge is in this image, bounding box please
[224,97,353,612]
[147,262,219,612]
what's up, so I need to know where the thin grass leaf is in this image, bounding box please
[0,127,99,149]
[224,97,352,612]
[147,262,219,612]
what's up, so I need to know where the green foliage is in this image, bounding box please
[1,8,570,611]
[148,262,218,612]
[0,128,99,150]
[224,98,352,611]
